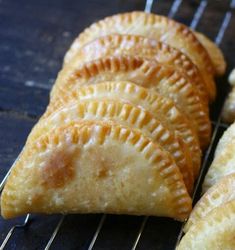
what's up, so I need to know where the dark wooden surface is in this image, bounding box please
[0,0,234,249]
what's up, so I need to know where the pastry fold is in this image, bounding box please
[203,125,235,192]
[177,200,235,250]
[1,122,191,221]
[48,81,201,177]
[64,11,217,100]
[51,55,211,148]
[63,34,209,103]
[29,99,194,192]
[184,173,235,233]
[2,10,224,222]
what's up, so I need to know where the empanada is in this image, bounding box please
[64,34,208,103]
[184,173,235,233]
[203,135,235,192]
[214,122,235,157]
[64,11,216,100]
[222,86,235,123]
[194,31,226,76]
[51,56,211,148]
[28,99,194,192]
[1,122,192,221]
[177,200,235,250]
[47,81,201,177]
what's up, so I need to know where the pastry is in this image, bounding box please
[64,11,216,100]
[3,10,223,222]
[1,122,192,221]
[29,99,194,192]
[214,122,235,157]
[47,81,201,177]
[177,200,235,249]
[194,31,226,76]
[51,55,211,148]
[179,124,235,248]
[184,173,235,232]
[203,127,235,192]
[63,34,208,103]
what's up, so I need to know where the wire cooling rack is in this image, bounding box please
[0,0,234,249]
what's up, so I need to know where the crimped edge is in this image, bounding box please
[177,199,235,249]
[30,99,194,193]
[65,34,209,104]
[65,11,216,99]
[52,55,211,148]
[184,173,235,233]
[1,122,192,220]
[48,81,201,177]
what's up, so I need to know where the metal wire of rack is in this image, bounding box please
[0,0,234,249]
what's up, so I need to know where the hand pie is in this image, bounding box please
[222,86,235,123]
[203,135,235,192]
[1,122,192,221]
[64,34,208,103]
[194,31,226,76]
[51,55,211,148]
[28,99,194,193]
[177,200,235,250]
[214,122,235,157]
[64,11,216,100]
[48,81,201,177]
[184,173,235,233]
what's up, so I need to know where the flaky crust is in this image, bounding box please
[214,122,235,157]
[184,173,235,232]
[64,11,216,100]
[47,81,201,178]
[177,200,235,250]
[64,34,208,103]
[51,55,211,148]
[1,122,191,221]
[203,134,235,192]
[194,31,226,76]
[28,99,194,193]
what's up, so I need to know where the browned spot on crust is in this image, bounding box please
[41,149,77,188]
[31,193,44,207]
[97,168,108,178]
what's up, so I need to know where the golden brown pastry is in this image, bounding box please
[177,200,235,249]
[184,173,235,233]
[63,34,208,103]
[1,122,192,221]
[47,81,201,177]
[203,124,235,192]
[214,122,235,157]
[3,10,224,221]
[64,11,216,100]
[28,99,194,192]
[179,122,235,248]
[51,55,211,148]
[194,31,226,76]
